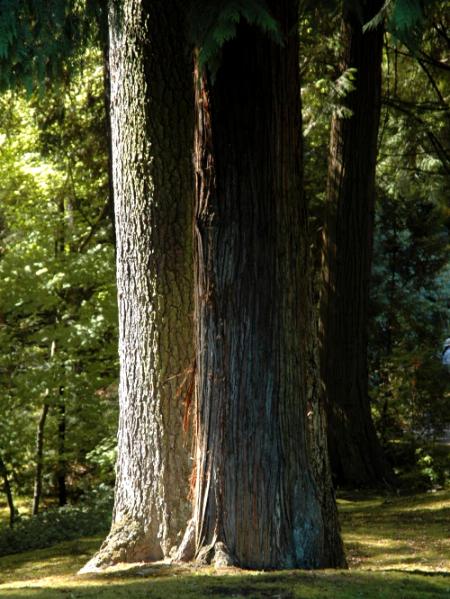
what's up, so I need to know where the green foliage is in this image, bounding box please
[299,3,340,226]
[368,16,450,461]
[0,48,118,502]
[385,442,450,490]
[388,0,426,49]
[0,499,111,556]
[0,0,103,93]
[415,447,443,487]
[362,0,438,49]
[189,0,283,78]
[300,2,449,486]
[85,438,116,486]
[370,192,449,452]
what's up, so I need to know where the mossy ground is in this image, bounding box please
[0,490,449,598]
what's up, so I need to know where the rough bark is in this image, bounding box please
[80,0,194,570]
[305,268,346,568]
[184,1,346,569]
[0,454,16,527]
[32,402,50,516]
[320,1,395,488]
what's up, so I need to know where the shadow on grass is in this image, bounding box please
[1,570,449,599]
[338,489,450,512]
[339,489,450,571]
[2,490,450,598]
[0,537,103,585]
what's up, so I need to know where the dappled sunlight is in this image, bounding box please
[1,490,450,598]
[340,489,450,574]
[337,496,385,512]
[0,537,102,586]
[1,567,449,599]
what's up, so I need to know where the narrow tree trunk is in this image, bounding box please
[32,403,50,516]
[54,189,68,506]
[80,0,194,570]
[320,1,395,487]
[57,393,67,506]
[0,454,16,527]
[185,1,345,569]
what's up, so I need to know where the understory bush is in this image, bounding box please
[386,440,450,490]
[0,489,112,556]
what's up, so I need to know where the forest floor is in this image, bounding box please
[0,489,449,598]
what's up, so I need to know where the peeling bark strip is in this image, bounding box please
[81,0,194,570]
[320,0,395,487]
[189,0,346,569]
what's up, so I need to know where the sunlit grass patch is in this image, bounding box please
[0,490,449,598]
[0,566,449,599]
[0,537,103,586]
[338,488,450,572]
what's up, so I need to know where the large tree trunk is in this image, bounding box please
[183,0,345,569]
[320,0,395,488]
[80,0,194,570]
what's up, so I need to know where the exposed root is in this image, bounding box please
[174,522,234,568]
[173,518,195,562]
[197,541,235,568]
[78,517,162,574]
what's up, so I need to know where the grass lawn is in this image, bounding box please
[0,490,449,598]
[0,498,31,527]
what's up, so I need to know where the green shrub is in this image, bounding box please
[0,492,112,556]
[386,440,450,491]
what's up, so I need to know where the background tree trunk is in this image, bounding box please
[32,402,50,516]
[0,454,16,527]
[96,4,116,246]
[319,0,395,488]
[187,0,346,569]
[57,393,67,507]
[81,0,195,569]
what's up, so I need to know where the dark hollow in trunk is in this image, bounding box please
[188,0,346,569]
[320,0,395,488]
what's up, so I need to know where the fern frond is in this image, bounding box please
[189,0,283,80]
[362,0,394,32]
[389,0,424,47]
[362,0,429,49]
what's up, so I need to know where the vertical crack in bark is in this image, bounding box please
[184,0,346,569]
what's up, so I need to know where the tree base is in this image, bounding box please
[173,519,195,562]
[78,517,163,573]
[197,541,235,568]
[174,523,235,568]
